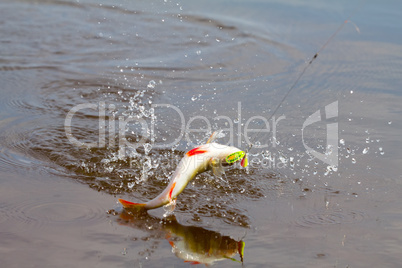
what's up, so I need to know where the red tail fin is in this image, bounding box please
[119,199,147,210]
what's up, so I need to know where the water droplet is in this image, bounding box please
[325,145,333,156]
[143,143,152,155]
[350,90,354,94]
[326,165,335,172]
[275,139,280,145]
[388,121,392,125]
[147,80,156,89]
[290,160,295,168]
[340,139,345,145]
[279,156,287,164]
[362,147,369,154]
[105,166,114,173]
[351,158,356,164]
[196,50,201,55]
[163,199,176,217]
[191,95,197,101]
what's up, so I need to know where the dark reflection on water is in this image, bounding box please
[115,209,244,265]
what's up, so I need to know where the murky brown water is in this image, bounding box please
[1,0,402,267]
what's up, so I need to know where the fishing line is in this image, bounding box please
[245,7,363,153]
[121,7,362,156]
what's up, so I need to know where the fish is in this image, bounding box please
[164,219,245,265]
[117,210,245,265]
[119,131,248,210]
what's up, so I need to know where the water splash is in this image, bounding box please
[362,147,369,154]
[143,143,152,155]
[163,199,177,217]
[147,80,156,89]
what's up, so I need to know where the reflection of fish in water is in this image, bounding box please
[165,221,245,265]
[119,131,248,210]
[118,210,245,265]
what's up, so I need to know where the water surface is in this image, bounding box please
[1,0,402,267]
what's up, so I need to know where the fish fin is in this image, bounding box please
[168,182,177,201]
[206,130,222,144]
[186,147,208,157]
[211,158,225,177]
[184,261,202,265]
[119,199,147,210]
[224,256,242,264]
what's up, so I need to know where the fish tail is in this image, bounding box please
[119,198,147,210]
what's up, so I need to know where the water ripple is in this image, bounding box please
[0,199,106,229]
[0,0,303,228]
[295,208,365,228]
